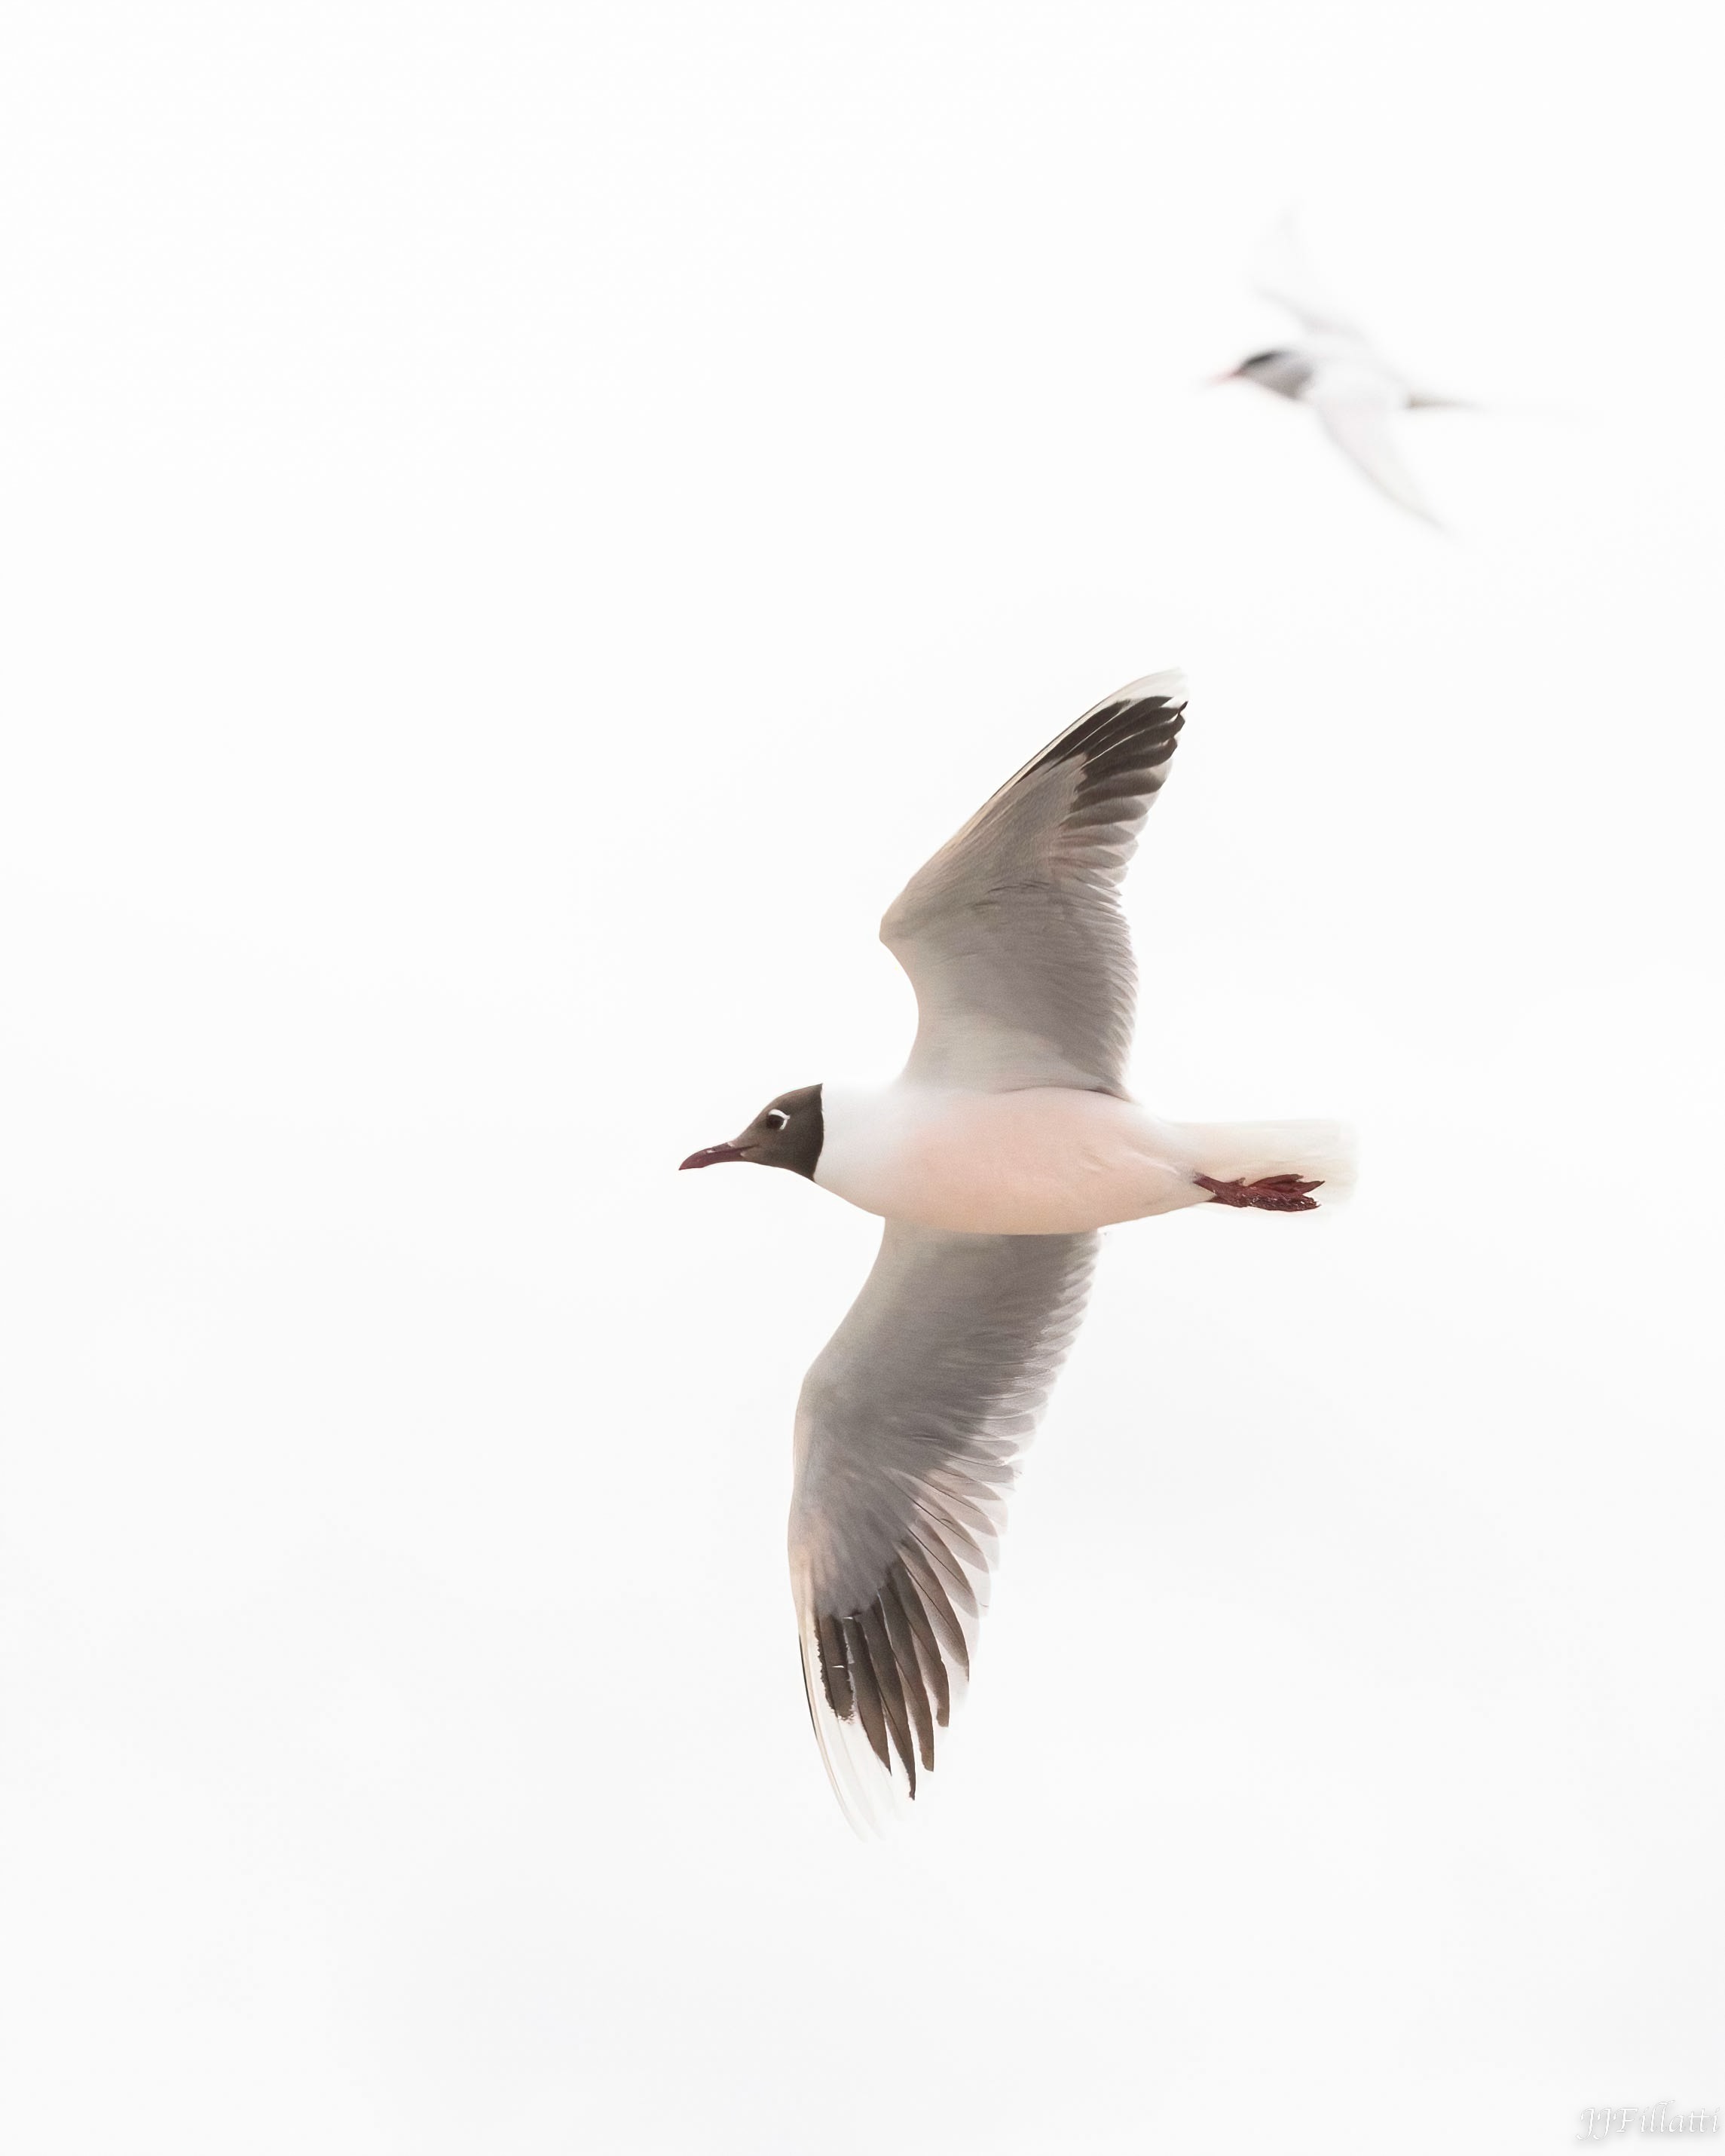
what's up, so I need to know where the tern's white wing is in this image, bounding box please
[881,674,1185,1095]
[1253,213,1372,351]
[1310,375,1438,522]
[789,1222,1097,1831]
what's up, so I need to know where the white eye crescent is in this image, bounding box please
[765,1108,790,1130]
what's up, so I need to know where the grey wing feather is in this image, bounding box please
[788,1221,1097,1831]
[881,672,1185,1095]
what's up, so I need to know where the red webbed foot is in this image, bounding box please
[1195,1172,1323,1213]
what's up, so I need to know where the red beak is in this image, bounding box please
[679,1142,746,1170]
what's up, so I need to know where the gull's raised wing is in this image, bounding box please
[881,673,1185,1095]
[788,1222,1097,1832]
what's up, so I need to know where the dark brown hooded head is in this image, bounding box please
[679,1084,824,1180]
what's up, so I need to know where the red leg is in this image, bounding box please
[1195,1172,1323,1213]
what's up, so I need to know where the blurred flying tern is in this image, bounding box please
[681,674,1353,1830]
[1219,220,1463,522]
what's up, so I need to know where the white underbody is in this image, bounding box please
[814,1083,1353,1234]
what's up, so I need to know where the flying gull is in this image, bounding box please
[681,674,1353,1830]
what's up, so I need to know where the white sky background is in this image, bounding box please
[2,2,1722,2151]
